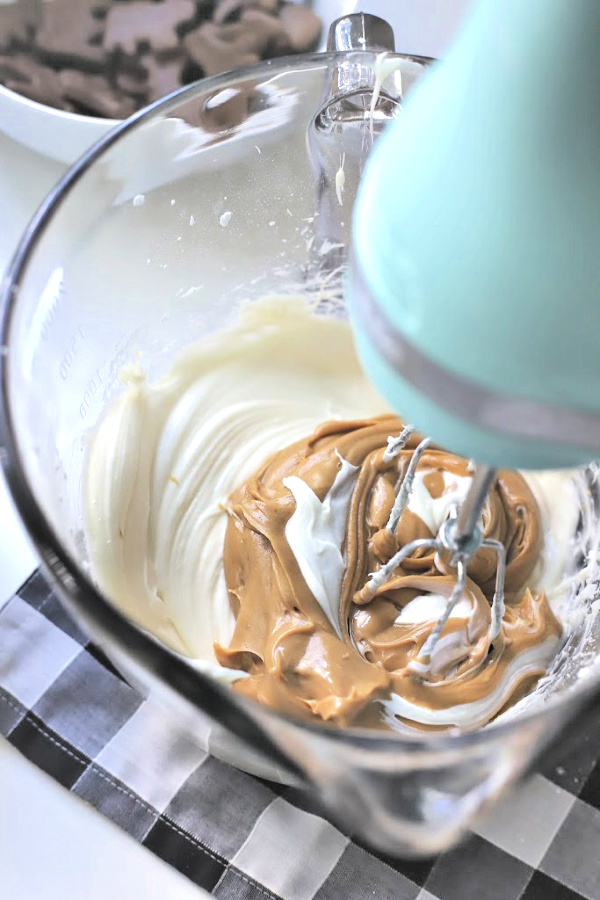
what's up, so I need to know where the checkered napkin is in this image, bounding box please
[2,572,600,900]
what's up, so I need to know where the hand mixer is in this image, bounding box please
[346,0,600,662]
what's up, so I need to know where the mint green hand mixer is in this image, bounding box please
[347,0,600,656]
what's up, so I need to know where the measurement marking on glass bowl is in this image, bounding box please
[58,326,85,381]
[79,369,105,420]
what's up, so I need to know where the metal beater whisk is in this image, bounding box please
[347,427,507,674]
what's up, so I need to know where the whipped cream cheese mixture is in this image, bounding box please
[84,297,581,732]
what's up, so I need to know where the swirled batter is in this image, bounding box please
[84,297,580,732]
[219,417,562,729]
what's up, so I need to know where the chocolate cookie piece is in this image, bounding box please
[114,67,148,101]
[59,68,137,118]
[140,53,186,103]
[239,9,289,55]
[214,0,278,26]
[184,22,260,75]
[36,0,110,69]
[0,0,38,49]
[104,0,196,56]
[279,2,321,52]
[0,52,72,109]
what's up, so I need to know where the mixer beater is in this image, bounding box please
[346,431,507,674]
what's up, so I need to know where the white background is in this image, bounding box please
[0,2,471,896]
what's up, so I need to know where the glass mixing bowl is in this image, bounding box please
[2,26,600,857]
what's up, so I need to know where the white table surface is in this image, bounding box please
[0,3,471,896]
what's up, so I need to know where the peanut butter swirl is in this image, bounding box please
[217,415,562,731]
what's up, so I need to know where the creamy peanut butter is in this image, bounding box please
[219,415,562,730]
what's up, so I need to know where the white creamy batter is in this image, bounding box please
[283,455,358,639]
[84,296,581,726]
[85,298,389,674]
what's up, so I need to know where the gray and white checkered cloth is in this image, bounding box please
[2,571,600,900]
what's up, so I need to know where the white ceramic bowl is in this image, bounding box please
[0,82,116,164]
